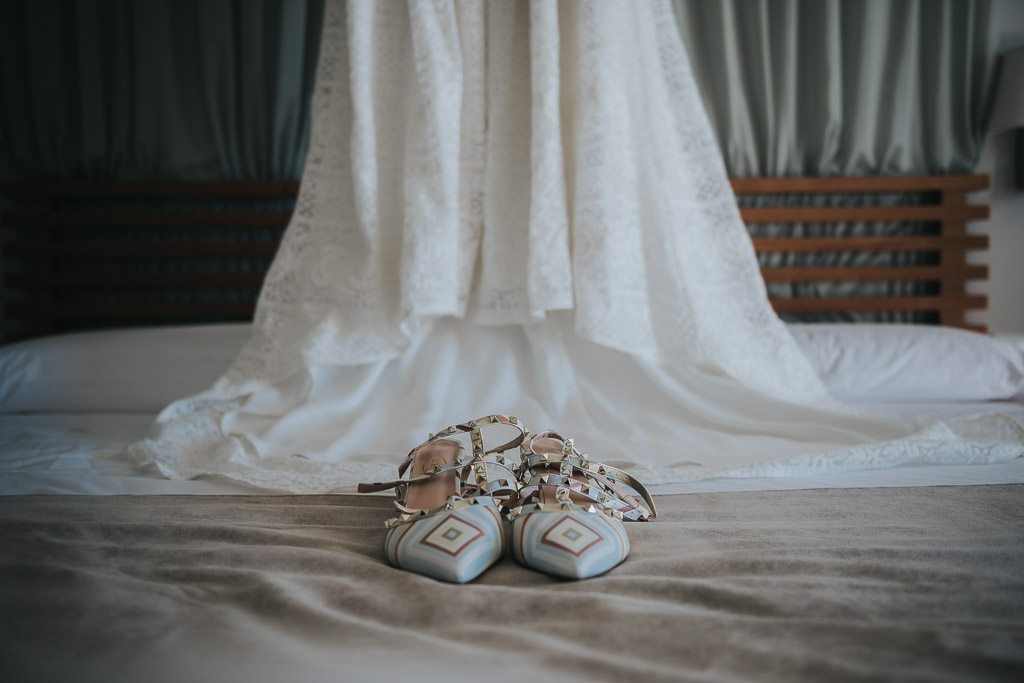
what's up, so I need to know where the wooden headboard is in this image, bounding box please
[0,175,989,342]
[733,174,988,331]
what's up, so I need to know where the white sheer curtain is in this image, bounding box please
[129,0,1023,493]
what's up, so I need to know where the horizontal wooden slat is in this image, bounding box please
[730,174,989,193]
[8,296,986,320]
[950,323,988,333]
[5,235,989,260]
[7,265,987,289]
[7,267,985,290]
[0,176,989,198]
[7,242,280,258]
[6,302,256,320]
[752,235,988,253]
[760,265,989,282]
[0,180,300,199]
[2,206,988,228]
[5,272,267,288]
[738,205,988,223]
[0,175,993,341]
[769,295,986,313]
[1,210,293,228]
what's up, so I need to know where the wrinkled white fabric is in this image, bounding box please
[217,0,822,399]
[129,0,1023,493]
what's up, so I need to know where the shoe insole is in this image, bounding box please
[404,439,461,511]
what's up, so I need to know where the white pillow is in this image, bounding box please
[788,323,1024,402]
[0,324,251,413]
[2,321,1019,412]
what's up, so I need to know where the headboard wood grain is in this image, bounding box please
[0,175,989,341]
[732,174,988,330]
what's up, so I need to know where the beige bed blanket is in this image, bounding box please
[2,485,1023,682]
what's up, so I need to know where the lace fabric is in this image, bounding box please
[219,0,823,398]
[128,0,1023,493]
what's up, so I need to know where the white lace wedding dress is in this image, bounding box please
[129,0,1023,493]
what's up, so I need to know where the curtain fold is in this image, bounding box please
[672,0,1002,177]
[0,0,1005,327]
[672,0,1002,322]
[0,0,325,180]
[1,1,1001,180]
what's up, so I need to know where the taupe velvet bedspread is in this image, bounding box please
[2,486,1023,682]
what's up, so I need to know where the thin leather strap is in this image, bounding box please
[358,415,527,507]
[520,434,658,521]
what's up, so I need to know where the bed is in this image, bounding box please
[1,177,1023,682]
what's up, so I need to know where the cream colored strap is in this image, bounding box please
[358,414,527,495]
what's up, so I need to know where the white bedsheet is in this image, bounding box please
[0,414,257,495]
[3,322,1022,495]
[2,404,1021,496]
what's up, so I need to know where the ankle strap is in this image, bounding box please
[357,415,527,495]
[520,434,657,522]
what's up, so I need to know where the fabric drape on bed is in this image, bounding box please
[129,0,1023,493]
[218,0,823,395]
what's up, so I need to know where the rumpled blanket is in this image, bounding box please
[2,486,1023,682]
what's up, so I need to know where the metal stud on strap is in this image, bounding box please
[358,415,529,528]
[518,433,658,522]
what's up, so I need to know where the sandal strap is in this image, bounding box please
[358,414,526,494]
[519,433,658,522]
[513,481,647,521]
[395,414,526,478]
[461,457,520,500]
[523,453,656,521]
[507,500,624,521]
[358,415,529,527]
[518,475,628,512]
[356,457,467,494]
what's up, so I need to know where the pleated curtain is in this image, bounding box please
[672,0,1002,321]
[672,0,1001,177]
[0,0,324,180]
[0,0,1006,324]
[0,0,1002,181]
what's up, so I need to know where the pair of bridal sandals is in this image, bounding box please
[357,415,657,583]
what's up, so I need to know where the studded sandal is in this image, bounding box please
[508,431,656,579]
[357,415,527,583]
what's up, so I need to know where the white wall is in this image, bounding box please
[973,135,1024,335]
[971,2,1024,335]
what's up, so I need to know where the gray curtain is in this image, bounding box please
[0,0,324,339]
[672,0,1003,322]
[673,0,1001,177]
[0,1,999,180]
[0,0,325,180]
[0,0,1004,333]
